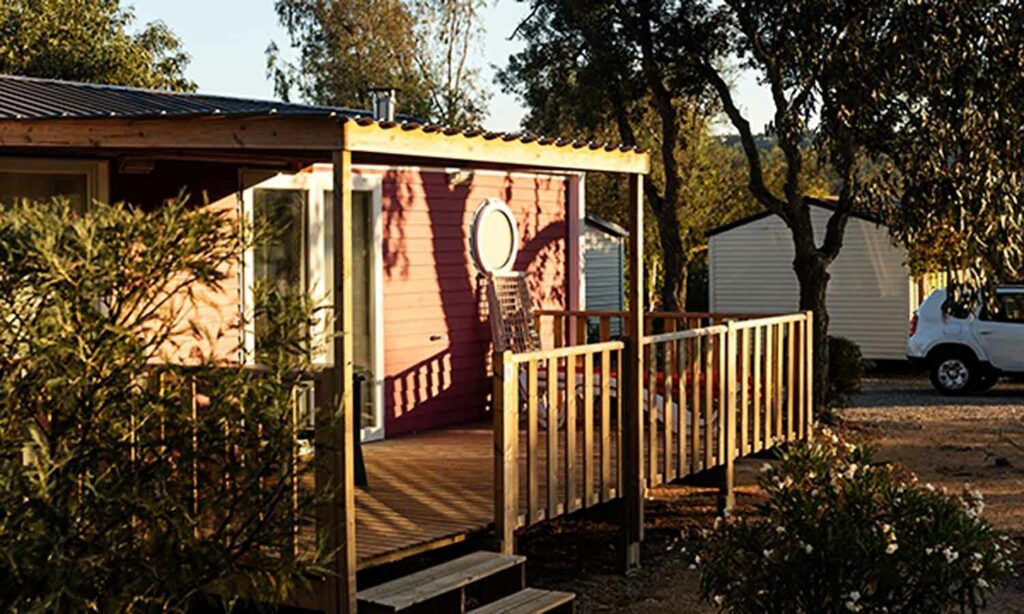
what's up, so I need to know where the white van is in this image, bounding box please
[907,287,1024,394]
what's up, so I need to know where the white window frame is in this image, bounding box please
[0,156,110,205]
[240,167,385,443]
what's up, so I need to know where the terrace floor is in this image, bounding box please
[356,423,495,569]
[356,420,625,569]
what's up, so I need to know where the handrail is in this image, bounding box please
[642,325,728,345]
[509,339,625,364]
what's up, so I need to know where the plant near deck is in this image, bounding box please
[0,199,327,612]
[825,336,864,409]
[698,429,1013,614]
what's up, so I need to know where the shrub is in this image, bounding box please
[827,336,865,408]
[698,429,1014,614]
[0,199,328,611]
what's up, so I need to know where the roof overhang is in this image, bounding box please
[0,115,650,175]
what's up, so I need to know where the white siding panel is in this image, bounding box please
[710,206,911,360]
[583,225,625,335]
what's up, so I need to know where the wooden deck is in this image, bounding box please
[357,424,496,569]
[356,420,624,569]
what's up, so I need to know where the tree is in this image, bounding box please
[0,199,325,610]
[498,1,730,311]
[268,0,489,126]
[859,1,1024,307]
[664,0,1024,408]
[0,0,194,91]
[499,1,835,313]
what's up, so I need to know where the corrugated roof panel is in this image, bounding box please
[0,74,366,120]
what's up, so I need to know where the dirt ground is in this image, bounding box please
[520,376,1024,613]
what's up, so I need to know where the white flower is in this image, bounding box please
[775,525,787,534]
[977,578,990,589]
[714,595,725,605]
[694,555,701,564]
[886,543,899,555]
[847,591,861,601]
[804,543,814,554]
[761,462,773,473]
[943,547,959,563]
[845,601,862,612]
[844,464,859,479]
[763,549,774,558]
[925,483,935,492]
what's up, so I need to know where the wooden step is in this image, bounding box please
[467,588,576,614]
[358,551,526,613]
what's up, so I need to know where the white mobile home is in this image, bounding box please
[708,203,939,361]
[582,215,627,335]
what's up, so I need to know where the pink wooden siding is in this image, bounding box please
[360,168,568,436]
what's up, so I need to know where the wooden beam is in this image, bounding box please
[343,121,651,175]
[0,116,342,151]
[621,173,644,573]
[318,149,358,613]
[493,350,518,555]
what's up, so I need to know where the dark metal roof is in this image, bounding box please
[0,74,368,120]
[0,75,648,160]
[585,214,629,238]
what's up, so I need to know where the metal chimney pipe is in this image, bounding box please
[368,88,397,122]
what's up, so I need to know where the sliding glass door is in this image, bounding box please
[243,168,384,442]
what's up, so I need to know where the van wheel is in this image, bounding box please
[929,350,979,395]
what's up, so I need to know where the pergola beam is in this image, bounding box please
[341,121,650,175]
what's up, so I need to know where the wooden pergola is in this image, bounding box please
[0,112,651,613]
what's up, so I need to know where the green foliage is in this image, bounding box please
[826,336,864,409]
[0,199,325,611]
[857,1,1024,308]
[268,0,489,125]
[698,430,1014,614]
[0,0,194,91]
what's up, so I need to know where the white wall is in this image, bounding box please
[583,223,625,335]
[709,206,912,360]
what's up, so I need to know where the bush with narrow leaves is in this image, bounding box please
[0,199,330,612]
[697,429,1014,613]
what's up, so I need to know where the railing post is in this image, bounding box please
[621,173,644,573]
[805,310,815,437]
[718,321,737,514]
[493,350,518,555]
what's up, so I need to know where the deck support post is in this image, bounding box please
[493,349,518,555]
[718,321,737,515]
[620,173,644,573]
[805,310,815,435]
[316,148,358,614]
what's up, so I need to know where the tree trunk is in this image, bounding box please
[650,198,687,312]
[793,249,830,414]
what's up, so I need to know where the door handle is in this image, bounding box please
[978,330,993,335]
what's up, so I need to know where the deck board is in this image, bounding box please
[357,424,496,568]
[354,420,623,569]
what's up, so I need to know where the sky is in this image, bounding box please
[128,0,772,134]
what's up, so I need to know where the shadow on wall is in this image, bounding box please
[380,168,567,436]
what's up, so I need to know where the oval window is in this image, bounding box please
[470,198,519,274]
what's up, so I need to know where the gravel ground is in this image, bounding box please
[837,375,1024,612]
[521,375,1024,613]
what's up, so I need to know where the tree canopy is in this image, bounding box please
[498,0,832,311]
[0,0,194,91]
[268,0,489,125]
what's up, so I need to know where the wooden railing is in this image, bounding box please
[535,309,780,347]
[641,312,814,507]
[492,340,625,549]
[493,311,814,551]
[141,365,328,565]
